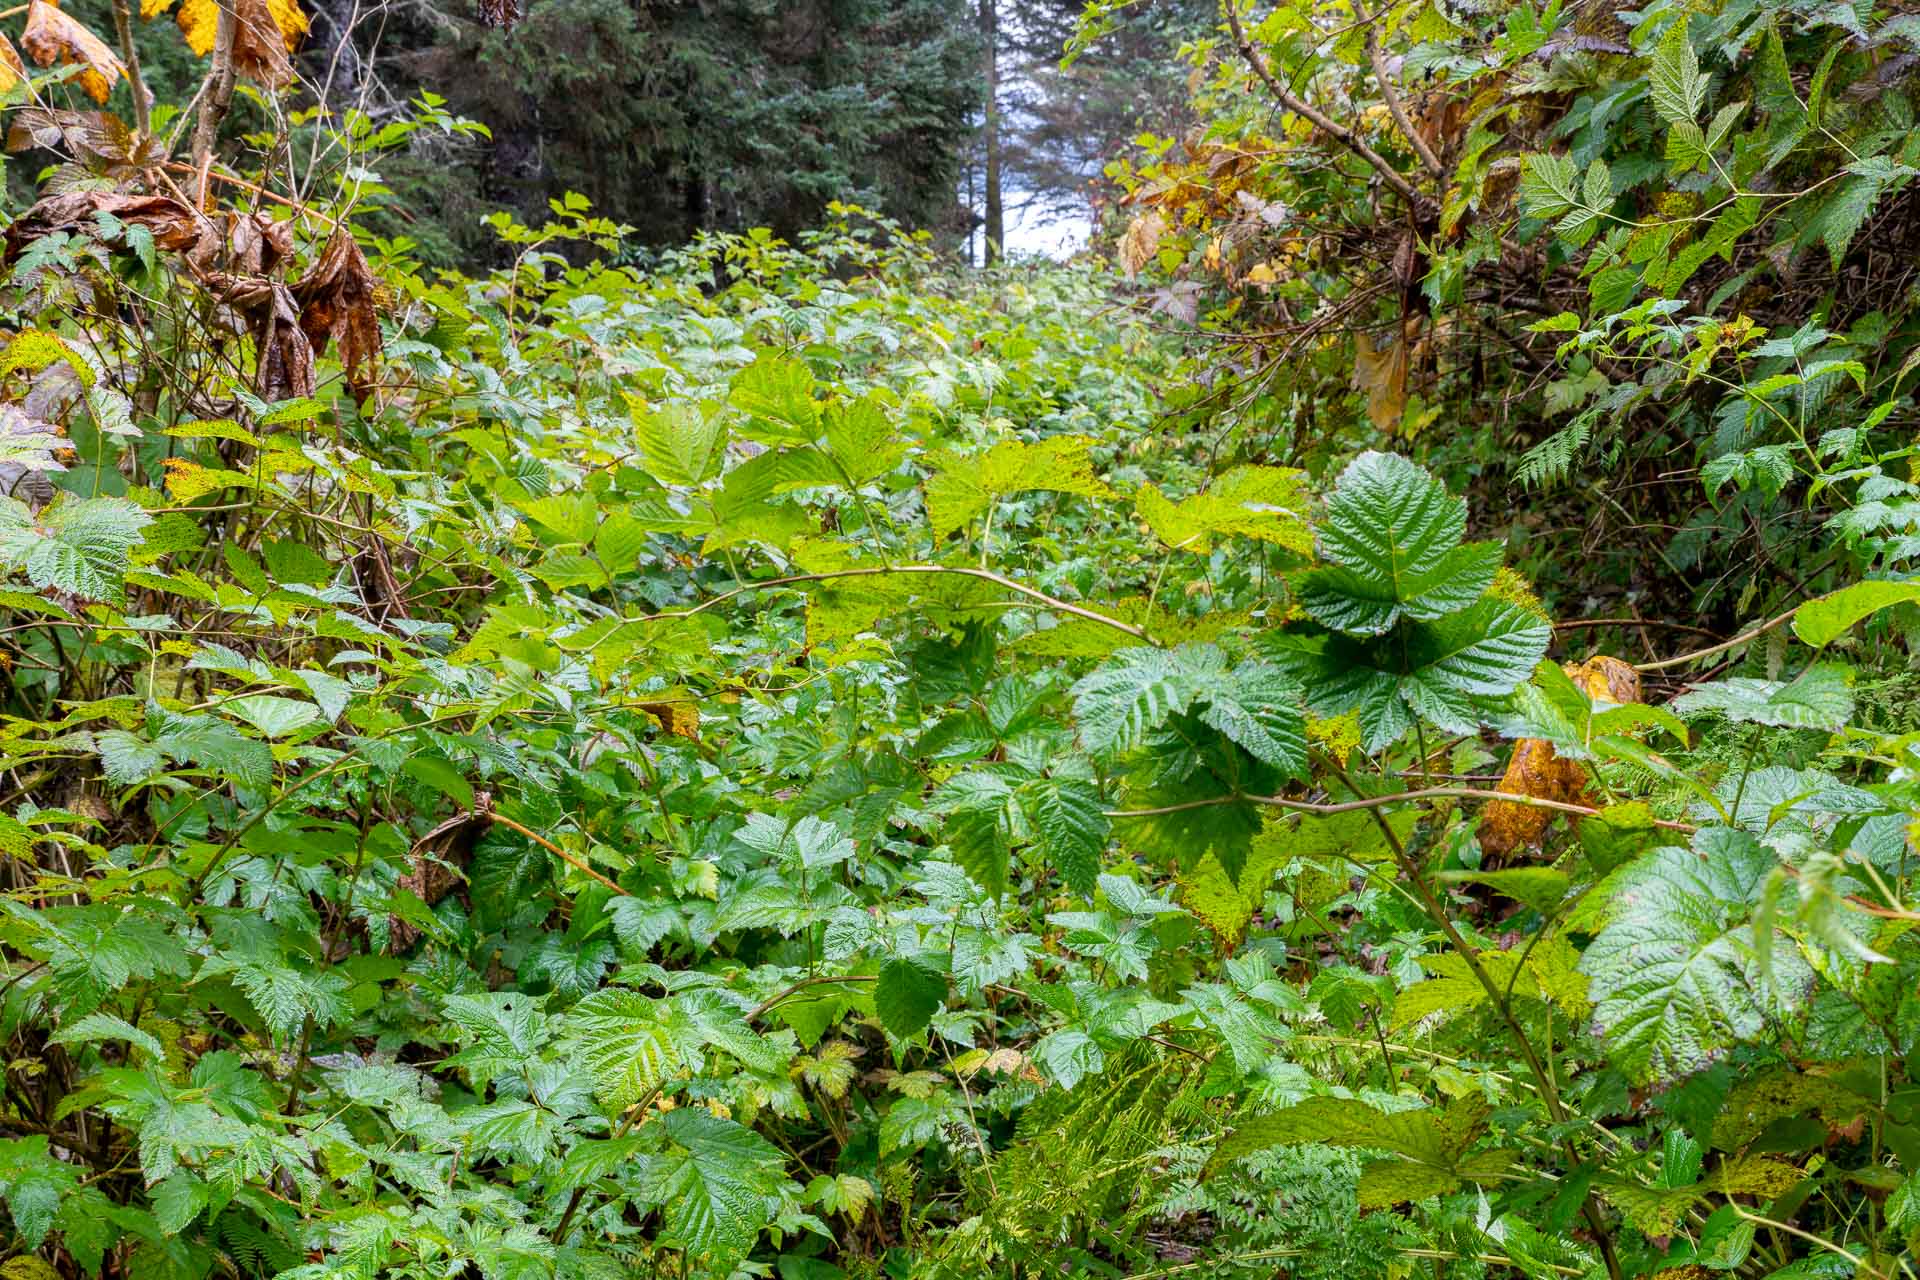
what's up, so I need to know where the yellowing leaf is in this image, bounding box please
[21,0,124,104]
[1353,327,1408,431]
[637,699,700,740]
[0,36,27,94]
[924,435,1115,539]
[1134,465,1312,556]
[1117,210,1166,276]
[178,0,307,84]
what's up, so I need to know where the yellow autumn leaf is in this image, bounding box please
[177,0,308,85]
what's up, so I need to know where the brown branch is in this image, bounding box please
[1633,604,1800,672]
[107,0,150,137]
[1224,1,1418,203]
[488,814,628,896]
[1555,617,1723,640]
[1108,784,1695,832]
[1351,0,1446,181]
[189,1,238,183]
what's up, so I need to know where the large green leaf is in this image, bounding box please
[1296,452,1498,635]
[641,1109,786,1270]
[1070,645,1306,777]
[874,954,947,1040]
[1791,580,1920,648]
[1672,664,1855,731]
[1019,777,1109,897]
[1581,828,1813,1083]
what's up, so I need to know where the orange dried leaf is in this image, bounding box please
[21,0,125,104]
[1481,738,1589,859]
[0,36,27,96]
[177,0,307,84]
[1565,654,1641,705]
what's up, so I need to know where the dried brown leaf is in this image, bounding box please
[215,276,314,402]
[176,0,309,86]
[20,0,125,104]
[1118,210,1167,277]
[476,0,523,27]
[293,229,380,400]
[1353,327,1409,431]
[3,190,206,262]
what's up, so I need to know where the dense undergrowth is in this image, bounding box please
[0,1,1918,1279]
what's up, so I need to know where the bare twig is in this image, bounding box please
[1223,1,1418,203]
[1352,0,1445,181]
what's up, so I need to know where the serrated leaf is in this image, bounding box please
[1792,580,1920,648]
[1672,665,1854,731]
[729,353,819,442]
[1649,20,1707,126]
[1019,777,1108,896]
[642,1108,785,1268]
[634,399,725,486]
[1581,828,1813,1083]
[1297,452,1492,635]
[874,954,946,1040]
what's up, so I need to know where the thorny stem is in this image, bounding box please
[189,2,239,186]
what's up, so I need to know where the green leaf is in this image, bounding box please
[874,954,947,1040]
[924,435,1116,538]
[634,399,726,486]
[729,353,820,442]
[824,394,904,484]
[1209,1094,1492,1189]
[1792,581,1920,648]
[1649,19,1707,126]
[1434,867,1570,913]
[1019,778,1109,897]
[1672,664,1854,731]
[1134,465,1312,556]
[562,988,680,1109]
[1581,828,1812,1083]
[1296,452,1494,635]
[1195,661,1307,778]
[642,1108,785,1269]
[50,1011,165,1062]
[221,694,321,739]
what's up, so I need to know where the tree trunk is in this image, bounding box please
[979,0,1002,265]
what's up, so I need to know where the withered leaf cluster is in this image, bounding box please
[476,0,525,29]
[3,178,384,406]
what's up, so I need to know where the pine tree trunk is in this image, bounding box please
[979,0,1003,265]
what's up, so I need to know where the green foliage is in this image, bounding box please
[0,19,1916,1279]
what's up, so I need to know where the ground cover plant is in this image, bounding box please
[0,1,1915,1278]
